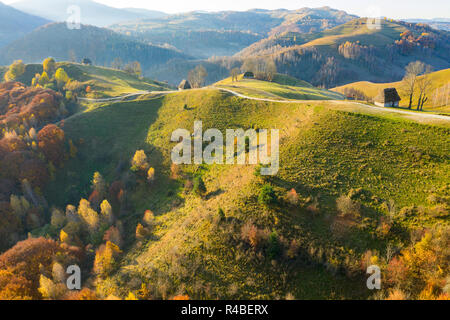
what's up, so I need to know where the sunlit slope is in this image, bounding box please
[215,74,345,100]
[45,89,449,299]
[239,18,409,57]
[332,68,450,112]
[58,63,171,97]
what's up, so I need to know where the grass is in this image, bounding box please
[298,19,407,48]
[45,87,449,299]
[215,74,345,100]
[332,68,450,113]
[57,62,171,98]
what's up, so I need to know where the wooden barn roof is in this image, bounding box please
[375,88,401,103]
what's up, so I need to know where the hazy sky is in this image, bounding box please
[4,0,450,19]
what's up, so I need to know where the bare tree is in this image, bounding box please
[416,65,433,110]
[188,65,208,88]
[124,61,142,77]
[402,61,426,109]
[68,50,77,63]
[241,58,277,81]
[230,68,240,82]
[111,58,123,70]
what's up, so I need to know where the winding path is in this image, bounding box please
[78,87,450,122]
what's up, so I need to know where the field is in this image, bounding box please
[58,63,171,98]
[215,74,345,100]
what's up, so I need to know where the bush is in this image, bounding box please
[336,195,361,219]
[267,231,281,260]
[258,184,276,205]
[218,208,225,221]
[193,176,206,197]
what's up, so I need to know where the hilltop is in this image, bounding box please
[215,73,345,100]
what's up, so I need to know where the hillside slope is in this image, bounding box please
[44,88,449,300]
[237,19,450,88]
[0,2,49,47]
[11,0,151,27]
[57,63,171,98]
[0,23,191,74]
[215,74,345,100]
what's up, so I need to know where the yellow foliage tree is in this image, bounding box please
[93,241,122,277]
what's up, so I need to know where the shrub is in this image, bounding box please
[193,176,206,197]
[267,231,281,260]
[241,221,260,249]
[217,208,225,221]
[286,189,300,206]
[258,184,276,205]
[336,195,361,219]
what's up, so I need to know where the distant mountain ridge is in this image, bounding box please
[11,0,154,27]
[110,6,358,58]
[0,1,50,47]
[0,23,192,72]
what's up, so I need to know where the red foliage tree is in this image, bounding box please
[0,237,77,299]
[37,124,65,166]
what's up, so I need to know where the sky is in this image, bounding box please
[4,0,450,19]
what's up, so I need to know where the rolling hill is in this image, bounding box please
[43,84,449,299]
[58,63,172,97]
[0,23,192,74]
[215,73,345,100]
[332,68,450,113]
[0,59,448,299]
[11,0,152,27]
[0,1,49,47]
[110,7,357,58]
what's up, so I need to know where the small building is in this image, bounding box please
[243,71,254,79]
[374,88,401,107]
[178,79,191,90]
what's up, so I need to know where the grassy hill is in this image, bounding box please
[57,63,172,98]
[44,85,449,299]
[239,18,408,57]
[332,68,450,113]
[215,74,345,100]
